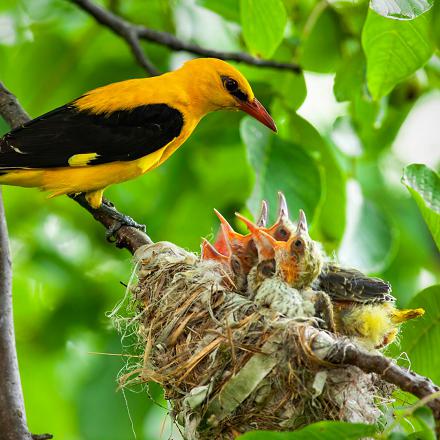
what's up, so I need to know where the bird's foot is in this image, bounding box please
[102,197,115,208]
[314,291,336,333]
[98,203,147,241]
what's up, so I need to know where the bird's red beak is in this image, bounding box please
[238,98,277,132]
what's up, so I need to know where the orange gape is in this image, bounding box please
[0,58,276,209]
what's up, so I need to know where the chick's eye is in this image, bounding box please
[293,239,304,252]
[277,228,288,239]
[224,78,238,92]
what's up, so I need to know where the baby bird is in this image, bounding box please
[334,302,424,348]
[236,209,323,290]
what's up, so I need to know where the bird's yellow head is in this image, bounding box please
[177,58,277,131]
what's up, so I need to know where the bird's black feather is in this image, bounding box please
[315,264,394,303]
[0,103,184,168]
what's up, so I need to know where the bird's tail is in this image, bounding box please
[390,307,425,324]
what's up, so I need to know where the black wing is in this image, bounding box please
[0,103,184,168]
[315,263,394,303]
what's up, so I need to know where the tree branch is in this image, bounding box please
[0,83,32,439]
[71,0,302,74]
[0,82,30,128]
[68,194,152,253]
[306,326,440,420]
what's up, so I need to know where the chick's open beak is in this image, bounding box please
[238,98,277,132]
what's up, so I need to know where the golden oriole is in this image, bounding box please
[0,58,276,208]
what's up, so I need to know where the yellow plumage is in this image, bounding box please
[0,58,275,208]
[334,303,425,349]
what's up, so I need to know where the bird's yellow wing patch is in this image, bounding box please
[68,153,100,167]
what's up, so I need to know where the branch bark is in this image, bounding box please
[69,194,152,253]
[306,326,440,420]
[0,83,32,439]
[71,0,301,74]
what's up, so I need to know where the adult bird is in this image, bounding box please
[0,58,276,214]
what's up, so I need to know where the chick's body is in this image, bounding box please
[247,260,315,319]
[334,302,424,348]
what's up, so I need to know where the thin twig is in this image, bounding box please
[125,29,159,76]
[31,434,53,440]
[0,83,32,439]
[71,0,302,74]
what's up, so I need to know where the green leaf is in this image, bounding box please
[237,420,377,439]
[197,0,240,22]
[270,71,307,111]
[240,0,287,58]
[370,0,434,20]
[399,286,440,384]
[334,50,366,102]
[338,188,396,273]
[433,0,440,48]
[409,407,436,440]
[362,9,434,99]
[349,85,416,156]
[402,164,440,249]
[241,117,322,227]
[300,8,343,73]
[388,434,408,440]
[271,103,347,248]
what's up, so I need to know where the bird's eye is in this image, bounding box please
[224,78,239,92]
[231,257,241,274]
[276,227,289,240]
[291,239,304,255]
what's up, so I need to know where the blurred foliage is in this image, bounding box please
[237,421,378,439]
[402,164,440,249]
[0,0,439,439]
[399,285,440,384]
[240,0,287,57]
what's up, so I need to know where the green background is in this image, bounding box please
[0,0,439,438]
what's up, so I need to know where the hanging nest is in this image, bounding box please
[114,195,423,439]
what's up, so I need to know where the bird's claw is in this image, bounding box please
[102,197,115,208]
[105,217,147,242]
[98,202,146,241]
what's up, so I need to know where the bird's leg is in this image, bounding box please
[314,291,336,333]
[101,197,114,208]
[69,193,147,241]
[100,197,147,240]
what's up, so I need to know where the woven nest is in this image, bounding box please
[115,241,392,440]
